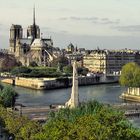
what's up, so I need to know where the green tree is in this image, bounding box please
[0,86,17,107]
[120,62,140,87]
[0,106,42,140]
[11,66,32,76]
[34,101,140,140]
[11,66,63,78]
[63,65,73,74]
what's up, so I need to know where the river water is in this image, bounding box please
[13,83,126,106]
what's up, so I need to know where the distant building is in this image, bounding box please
[65,53,83,67]
[78,48,86,54]
[84,49,139,75]
[64,43,83,67]
[84,50,106,73]
[66,43,76,53]
[9,7,56,66]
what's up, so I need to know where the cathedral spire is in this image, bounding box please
[32,5,37,39]
[33,5,36,25]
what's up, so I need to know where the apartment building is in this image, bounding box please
[84,49,138,75]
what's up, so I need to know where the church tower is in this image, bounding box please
[9,24,23,53]
[27,6,40,40]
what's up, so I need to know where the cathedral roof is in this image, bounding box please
[31,39,46,48]
[42,38,53,47]
[19,38,32,45]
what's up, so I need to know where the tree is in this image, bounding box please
[0,86,17,107]
[0,106,42,140]
[0,101,140,139]
[34,101,140,139]
[11,66,32,76]
[63,65,73,74]
[0,54,19,72]
[18,120,42,140]
[119,62,140,87]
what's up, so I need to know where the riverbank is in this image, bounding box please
[120,92,140,102]
[1,75,118,90]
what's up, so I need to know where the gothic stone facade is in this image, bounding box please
[9,8,55,66]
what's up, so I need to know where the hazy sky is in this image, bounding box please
[1,0,140,49]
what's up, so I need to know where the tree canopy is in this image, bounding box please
[11,66,63,78]
[63,65,73,74]
[0,53,20,72]
[1,100,140,139]
[119,62,140,87]
[34,101,140,140]
[0,106,42,140]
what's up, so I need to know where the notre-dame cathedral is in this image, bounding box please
[9,7,58,66]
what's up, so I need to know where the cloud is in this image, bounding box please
[59,30,69,34]
[58,16,120,25]
[59,17,68,20]
[114,25,140,32]
[70,16,99,21]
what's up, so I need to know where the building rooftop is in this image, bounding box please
[19,38,32,45]
[31,39,46,48]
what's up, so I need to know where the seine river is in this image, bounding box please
[14,83,126,106]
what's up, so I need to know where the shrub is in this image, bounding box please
[11,66,32,75]
[0,86,17,107]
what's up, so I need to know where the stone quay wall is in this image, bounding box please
[120,87,140,102]
[1,75,118,90]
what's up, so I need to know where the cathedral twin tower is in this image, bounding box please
[9,7,40,53]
